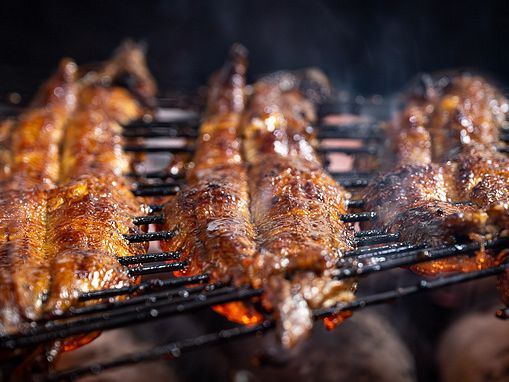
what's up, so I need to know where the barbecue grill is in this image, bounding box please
[0,89,506,381]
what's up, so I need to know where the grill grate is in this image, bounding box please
[2,96,508,380]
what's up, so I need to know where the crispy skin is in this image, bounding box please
[386,74,508,166]
[0,176,146,334]
[244,83,355,347]
[0,189,48,334]
[364,164,492,275]
[0,60,78,190]
[385,104,432,167]
[59,86,142,182]
[363,144,509,276]
[44,176,145,314]
[161,46,261,325]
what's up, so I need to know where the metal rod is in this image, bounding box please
[136,182,181,190]
[343,243,424,260]
[117,251,181,265]
[148,204,164,213]
[353,232,400,246]
[0,287,263,349]
[340,212,377,223]
[128,261,189,277]
[78,274,209,301]
[335,237,509,280]
[329,171,374,178]
[46,321,275,382]
[126,171,185,180]
[316,263,509,319]
[123,119,199,129]
[124,145,194,153]
[345,199,366,209]
[354,230,384,238]
[335,178,370,188]
[132,215,165,225]
[123,127,198,139]
[123,230,177,243]
[71,283,227,318]
[315,124,383,140]
[319,146,378,155]
[46,264,507,381]
[132,187,179,197]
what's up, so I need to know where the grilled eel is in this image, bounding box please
[59,85,143,182]
[79,40,158,109]
[0,59,78,190]
[243,82,356,347]
[363,144,509,277]
[160,45,262,325]
[0,175,147,336]
[386,73,509,167]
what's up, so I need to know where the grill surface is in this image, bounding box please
[0,93,508,381]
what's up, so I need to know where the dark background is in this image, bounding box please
[1,0,509,96]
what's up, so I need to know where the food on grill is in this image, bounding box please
[0,175,146,335]
[160,47,356,347]
[0,43,154,338]
[243,82,356,347]
[386,73,509,167]
[79,40,158,109]
[363,144,509,275]
[160,45,262,325]
[59,86,142,182]
[0,59,78,190]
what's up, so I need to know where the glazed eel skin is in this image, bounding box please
[59,85,143,182]
[160,47,356,347]
[160,45,262,324]
[363,143,509,281]
[0,59,78,190]
[0,47,153,336]
[386,73,509,168]
[0,175,147,336]
[243,82,356,347]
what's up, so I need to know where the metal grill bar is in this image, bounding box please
[117,251,181,265]
[343,243,424,260]
[46,321,275,382]
[317,263,509,319]
[122,124,383,141]
[148,204,164,212]
[340,212,377,222]
[123,127,198,139]
[354,229,384,237]
[123,230,177,243]
[78,274,209,301]
[315,123,382,138]
[123,119,199,129]
[353,232,400,246]
[124,145,194,153]
[132,187,179,196]
[128,261,189,277]
[132,215,165,225]
[335,237,509,280]
[46,264,507,381]
[334,178,369,188]
[319,146,378,155]
[71,283,227,318]
[126,171,185,180]
[345,199,366,209]
[0,287,263,350]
